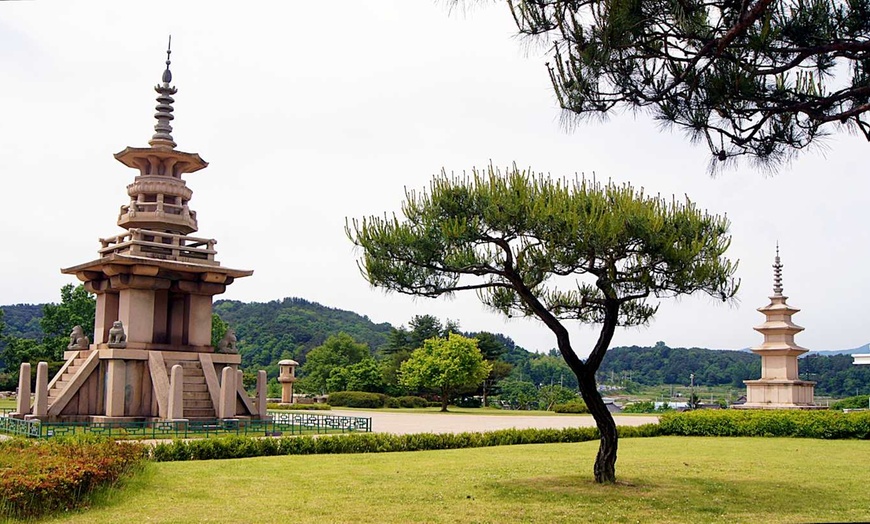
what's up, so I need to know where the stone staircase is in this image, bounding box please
[166,360,216,420]
[48,354,90,405]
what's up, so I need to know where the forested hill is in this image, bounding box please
[3,298,869,396]
[212,298,392,370]
[599,343,759,388]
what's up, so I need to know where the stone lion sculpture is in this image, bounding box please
[67,325,90,350]
[107,320,127,348]
[216,329,238,354]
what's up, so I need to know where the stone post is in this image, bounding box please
[167,364,185,420]
[218,366,236,419]
[15,362,32,417]
[255,370,267,418]
[105,360,127,417]
[32,362,49,418]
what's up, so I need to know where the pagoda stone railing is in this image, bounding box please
[99,228,218,264]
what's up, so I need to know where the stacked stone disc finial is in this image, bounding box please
[149,35,177,150]
[773,242,783,296]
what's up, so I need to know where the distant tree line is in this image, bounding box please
[3,293,870,398]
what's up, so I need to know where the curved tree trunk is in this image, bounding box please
[578,371,617,483]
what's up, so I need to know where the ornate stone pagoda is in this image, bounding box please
[12,42,267,423]
[739,246,819,409]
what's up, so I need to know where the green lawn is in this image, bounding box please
[0,399,15,410]
[37,436,869,524]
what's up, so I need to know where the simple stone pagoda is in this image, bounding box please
[740,247,818,409]
[17,43,267,423]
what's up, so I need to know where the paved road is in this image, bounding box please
[327,410,657,435]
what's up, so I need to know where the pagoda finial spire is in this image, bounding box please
[149,36,178,150]
[773,242,783,296]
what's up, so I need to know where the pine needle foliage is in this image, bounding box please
[463,0,870,171]
[347,164,738,483]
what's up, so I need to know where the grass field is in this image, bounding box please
[0,399,15,410]
[35,436,869,524]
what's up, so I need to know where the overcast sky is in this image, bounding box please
[2,1,868,356]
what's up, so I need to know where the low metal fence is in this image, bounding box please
[0,411,372,440]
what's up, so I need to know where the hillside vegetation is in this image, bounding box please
[3,297,870,397]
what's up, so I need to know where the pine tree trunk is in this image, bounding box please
[578,373,617,484]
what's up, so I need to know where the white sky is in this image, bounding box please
[1,1,868,356]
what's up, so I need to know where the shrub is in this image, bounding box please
[396,396,428,408]
[552,400,589,414]
[831,395,870,411]
[383,396,428,409]
[0,436,147,519]
[150,426,616,461]
[266,403,331,411]
[454,397,482,408]
[327,391,387,408]
[622,401,657,413]
[658,409,870,439]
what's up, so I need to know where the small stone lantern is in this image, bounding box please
[277,359,298,404]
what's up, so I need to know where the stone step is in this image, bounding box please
[66,365,82,375]
[184,408,216,418]
[184,399,214,409]
[73,358,88,366]
[183,391,211,400]
[166,361,203,370]
[183,376,206,385]
[184,383,209,393]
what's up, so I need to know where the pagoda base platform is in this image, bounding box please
[736,379,823,409]
[26,347,263,423]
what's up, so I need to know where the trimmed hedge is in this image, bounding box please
[658,409,870,439]
[266,403,331,411]
[385,396,429,409]
[830,395,870,411]
[0,436,147,519]
[552,401,589,414]
[327,391,387,408]
[150,424,664,462]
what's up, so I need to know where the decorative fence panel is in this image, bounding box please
[0,411,372,440]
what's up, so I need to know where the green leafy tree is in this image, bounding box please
[348,165,738,483]
[399,333,492,411]
[458,0,870,171]
[211,313,230,348]
[298,333,370,394]
[39,284,95,360]
[498,380,539,410]
[538,384,579,411]
[482,360,513,407]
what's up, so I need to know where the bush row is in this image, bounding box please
[326,391,431,409]
[0,436,147,519]
[385,396,429,408]
[658,409,870,439]
[552,401,589,414]
[266,403,331,411]
[150,424,663,462]
[326,391,387,408]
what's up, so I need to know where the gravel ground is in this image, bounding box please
[326,410,658,435]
